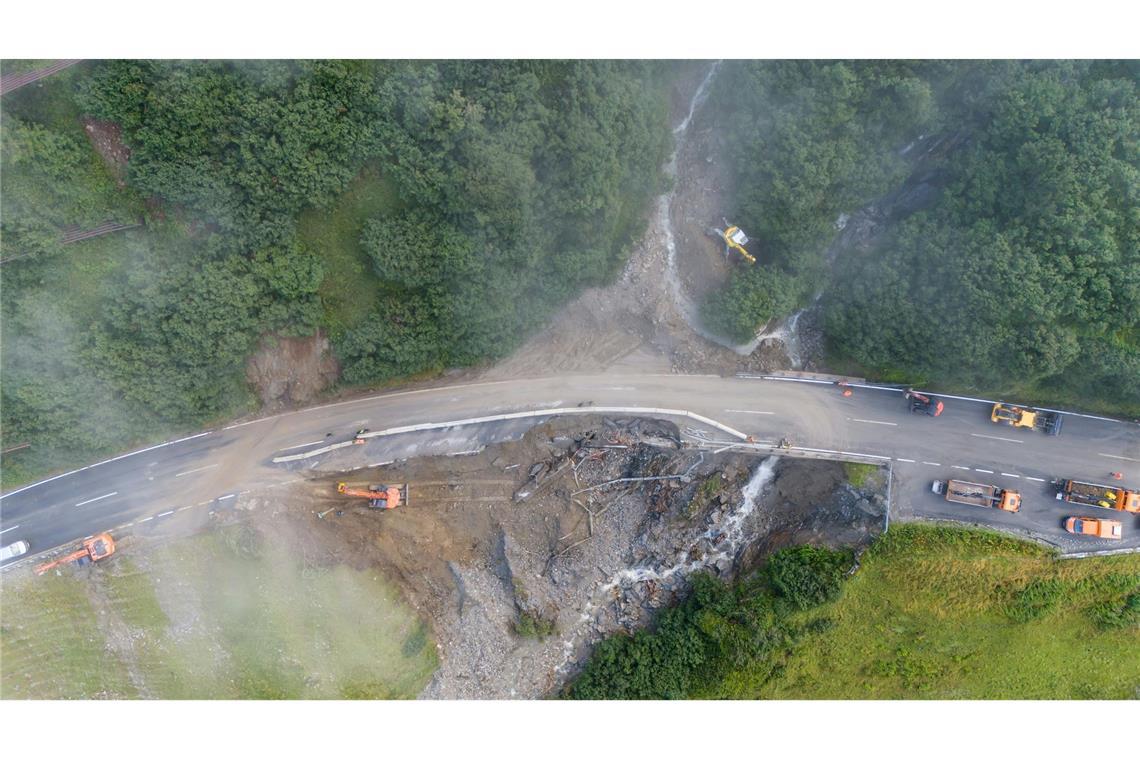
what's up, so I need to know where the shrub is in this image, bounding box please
[767,545,851,610]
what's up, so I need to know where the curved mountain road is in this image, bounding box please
[2,373,1138,566]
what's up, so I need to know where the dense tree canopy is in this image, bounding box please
[824,62,1139,405]
[1,60,671,482]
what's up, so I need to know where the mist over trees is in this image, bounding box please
[705,60,1139,412]
[1,60,671,482]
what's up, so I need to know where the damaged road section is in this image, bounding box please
[246,415,887,699]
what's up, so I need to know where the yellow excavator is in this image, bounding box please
[711,219,756,264]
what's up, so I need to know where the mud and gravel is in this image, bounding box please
[233,417,886,698]
[82,118,130,185]
[245,332,340,409]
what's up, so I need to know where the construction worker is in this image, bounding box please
[1111,472,1124,480]
[835,380,853,397]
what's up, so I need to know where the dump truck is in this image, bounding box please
[990,403,1063,435]
[1053,479,1140,513]
[932,479,1021,512]
[34,533,115,575]
[337,482,407,510]
[1064,516,1123,540]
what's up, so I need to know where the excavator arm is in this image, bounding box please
[337,483,406,510]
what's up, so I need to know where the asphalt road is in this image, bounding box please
[2,373,1138,566]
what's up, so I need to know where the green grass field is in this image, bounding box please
[298,162,400,338]
[1,525,438,699]
[742,524,1140,699]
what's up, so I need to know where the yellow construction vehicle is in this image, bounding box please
[711,219,756,264]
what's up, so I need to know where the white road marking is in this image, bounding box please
[1100,453,1140,462]
[852,418,898,426]
[975,469,994,474]
[279,440,326,451]
[970,433,1023,444]
[175,463,219,477]
[951,465,970,471]
[725,409,776,415]
[0,525,20,535]
[1001,473,1020,478]
[75,491,117,507]
[370,460,395,468]
[123,522,134,528]
[139,516,153,523]
[217,494,235,501]
[1026,477,1046,482]
[178,506,194,512]
[157,510,174,517]
[897,458,915,463]
[605,387,637,391]
[1,431,213,500]
[197,500,212,506]
[923,461,941,466]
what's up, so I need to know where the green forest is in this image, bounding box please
[568,527,1140,699]
[703,61,1139,415]
[2,60,1137,485]
[0,61,672,484]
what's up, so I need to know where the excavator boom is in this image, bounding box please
[336,482,407,510]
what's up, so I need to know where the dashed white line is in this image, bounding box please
[123,522,134,528]
[175,463,219,478]
[370,460,395,468]
[897,458,915,463]
[197,500,212,506]
[970,433,1023,444]
[217,494,236,501]
[1001,473,1020,478]
[923,461,941,467]
[138,516,153,523]
[0,525,20,535]
[852,418,898,426]
[725,409,776,415]
[1099,453,1139,462]
[975,469,994,474]
[1026,477,1046,482]
[951,465,970,471]
[157,510,175,517]
[75,491,117,507]
[178,506,194,512]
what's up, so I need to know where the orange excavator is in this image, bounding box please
[336,482,407,510]
[34,533,116,575]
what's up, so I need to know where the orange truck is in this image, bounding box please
[933,479,1021,512]
[1053,479,1140,513]
[1064,516,1123,540]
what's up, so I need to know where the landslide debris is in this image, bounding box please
[239,416,887,698]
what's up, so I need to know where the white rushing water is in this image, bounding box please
[556,456,780,674]
[658,61,809,365]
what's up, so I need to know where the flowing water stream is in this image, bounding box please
[659,61,810,365]
[556,456,780,675]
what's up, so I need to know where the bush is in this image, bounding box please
[1005,579,1064,623]
[767,545,851,610]
[1086,592,1140,631]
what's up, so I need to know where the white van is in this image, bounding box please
[0,540,30,562]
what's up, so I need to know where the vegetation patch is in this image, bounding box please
[0,526,439,699]
[842,462,880,488]
[756,524,1140,699]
